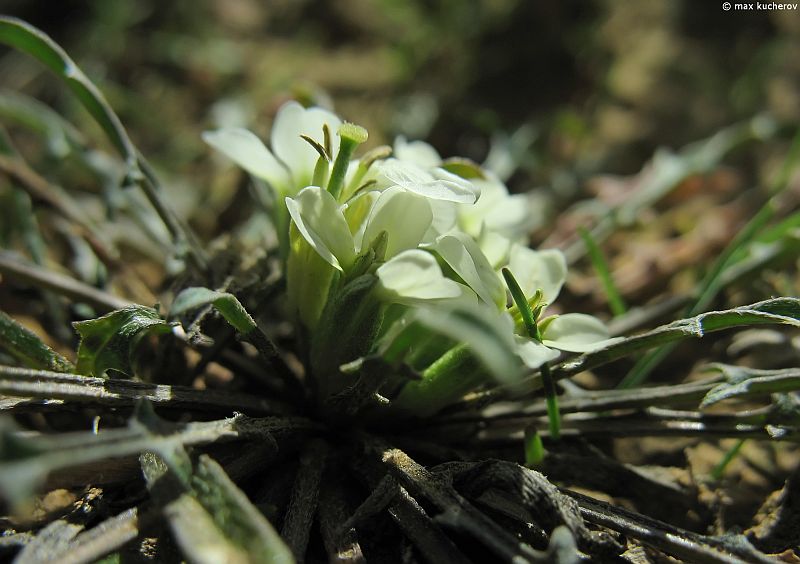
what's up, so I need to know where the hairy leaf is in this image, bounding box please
[0,310,74,372]
[0,403,312,505]
[551,298,800,382]
[141,436,294,564]
[701,365,800,408]
[170,287,256,334]
[73,306,175,377]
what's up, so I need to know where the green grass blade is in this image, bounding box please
[621,128,800,388]
[578,227,627,317]
[0,17,135,163]
[0,88,86,156]
[0,16,207,268]
[0,310,74,372]
[711,439,746,481]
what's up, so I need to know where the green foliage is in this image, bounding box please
[577,227,626,317]
[137,403,294,564]
[0,16,138,166]
[73,306,175,377]
[0,89,86,157]
[170,287,257,334]
[701,365,800,408]
[0,310,74,372]
[553,298,800,384]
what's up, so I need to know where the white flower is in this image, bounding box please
[432,231,506,308]
[375,250,465,305]
[458,170,537,242]
[502,245,621,367]
[286,186,435,272]
[375,159,480,204]
[203,101,342,196]
[393,136,442,169]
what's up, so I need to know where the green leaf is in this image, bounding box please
[0,310,74,372]
[0,402,311,505]
[0,17,137,165]
[140,422,294,564]
[413,302,521,385]
[170,287,257,334]
[73,306,175,377]
[701,365,800,408]
[311,274,384,398]
[0,88,86,156]
[0,17,207,268]
[551,298,800,383]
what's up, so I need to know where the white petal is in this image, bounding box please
[508,245,567,304]
[478,230,513,269]
[271,101,342,187]
[435,232,506,308]
[514,336,560,368]
[394,136,442,168]
[363,187,433,258]
[424,199,458,242]
[285,186,355,271]
[376,250,462,304]
[378,159,479,204]
[458,172,537,239]
[203,128,289,190]
[542,313,621,353]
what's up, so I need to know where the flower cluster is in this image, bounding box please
[205,102,616,416]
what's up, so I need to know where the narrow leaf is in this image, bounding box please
[0,17,136,164]
[415,303,520,385]
[141,440,294,564]
[577,227,626,316]
[0,88,85,156]
[0,407,313,505]
[73,306,176,377]
[0,310,74,372]
[701,365,800,408]
[551,298,800,383]
[170,287,256,334]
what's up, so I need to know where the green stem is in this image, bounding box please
[711,439,746,481]
[541,362,561,440]
[392,344,484,417]
[524,429,546,466]
[502,267,561,439]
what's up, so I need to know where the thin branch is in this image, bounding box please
[0,365,292,415]
[0,251,134,311]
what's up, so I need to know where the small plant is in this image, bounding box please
[1,16,799,564]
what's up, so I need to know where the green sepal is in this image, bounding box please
[311,274,384,399]
[441,157,485,179]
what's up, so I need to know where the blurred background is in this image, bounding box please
[1,0,799,308]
